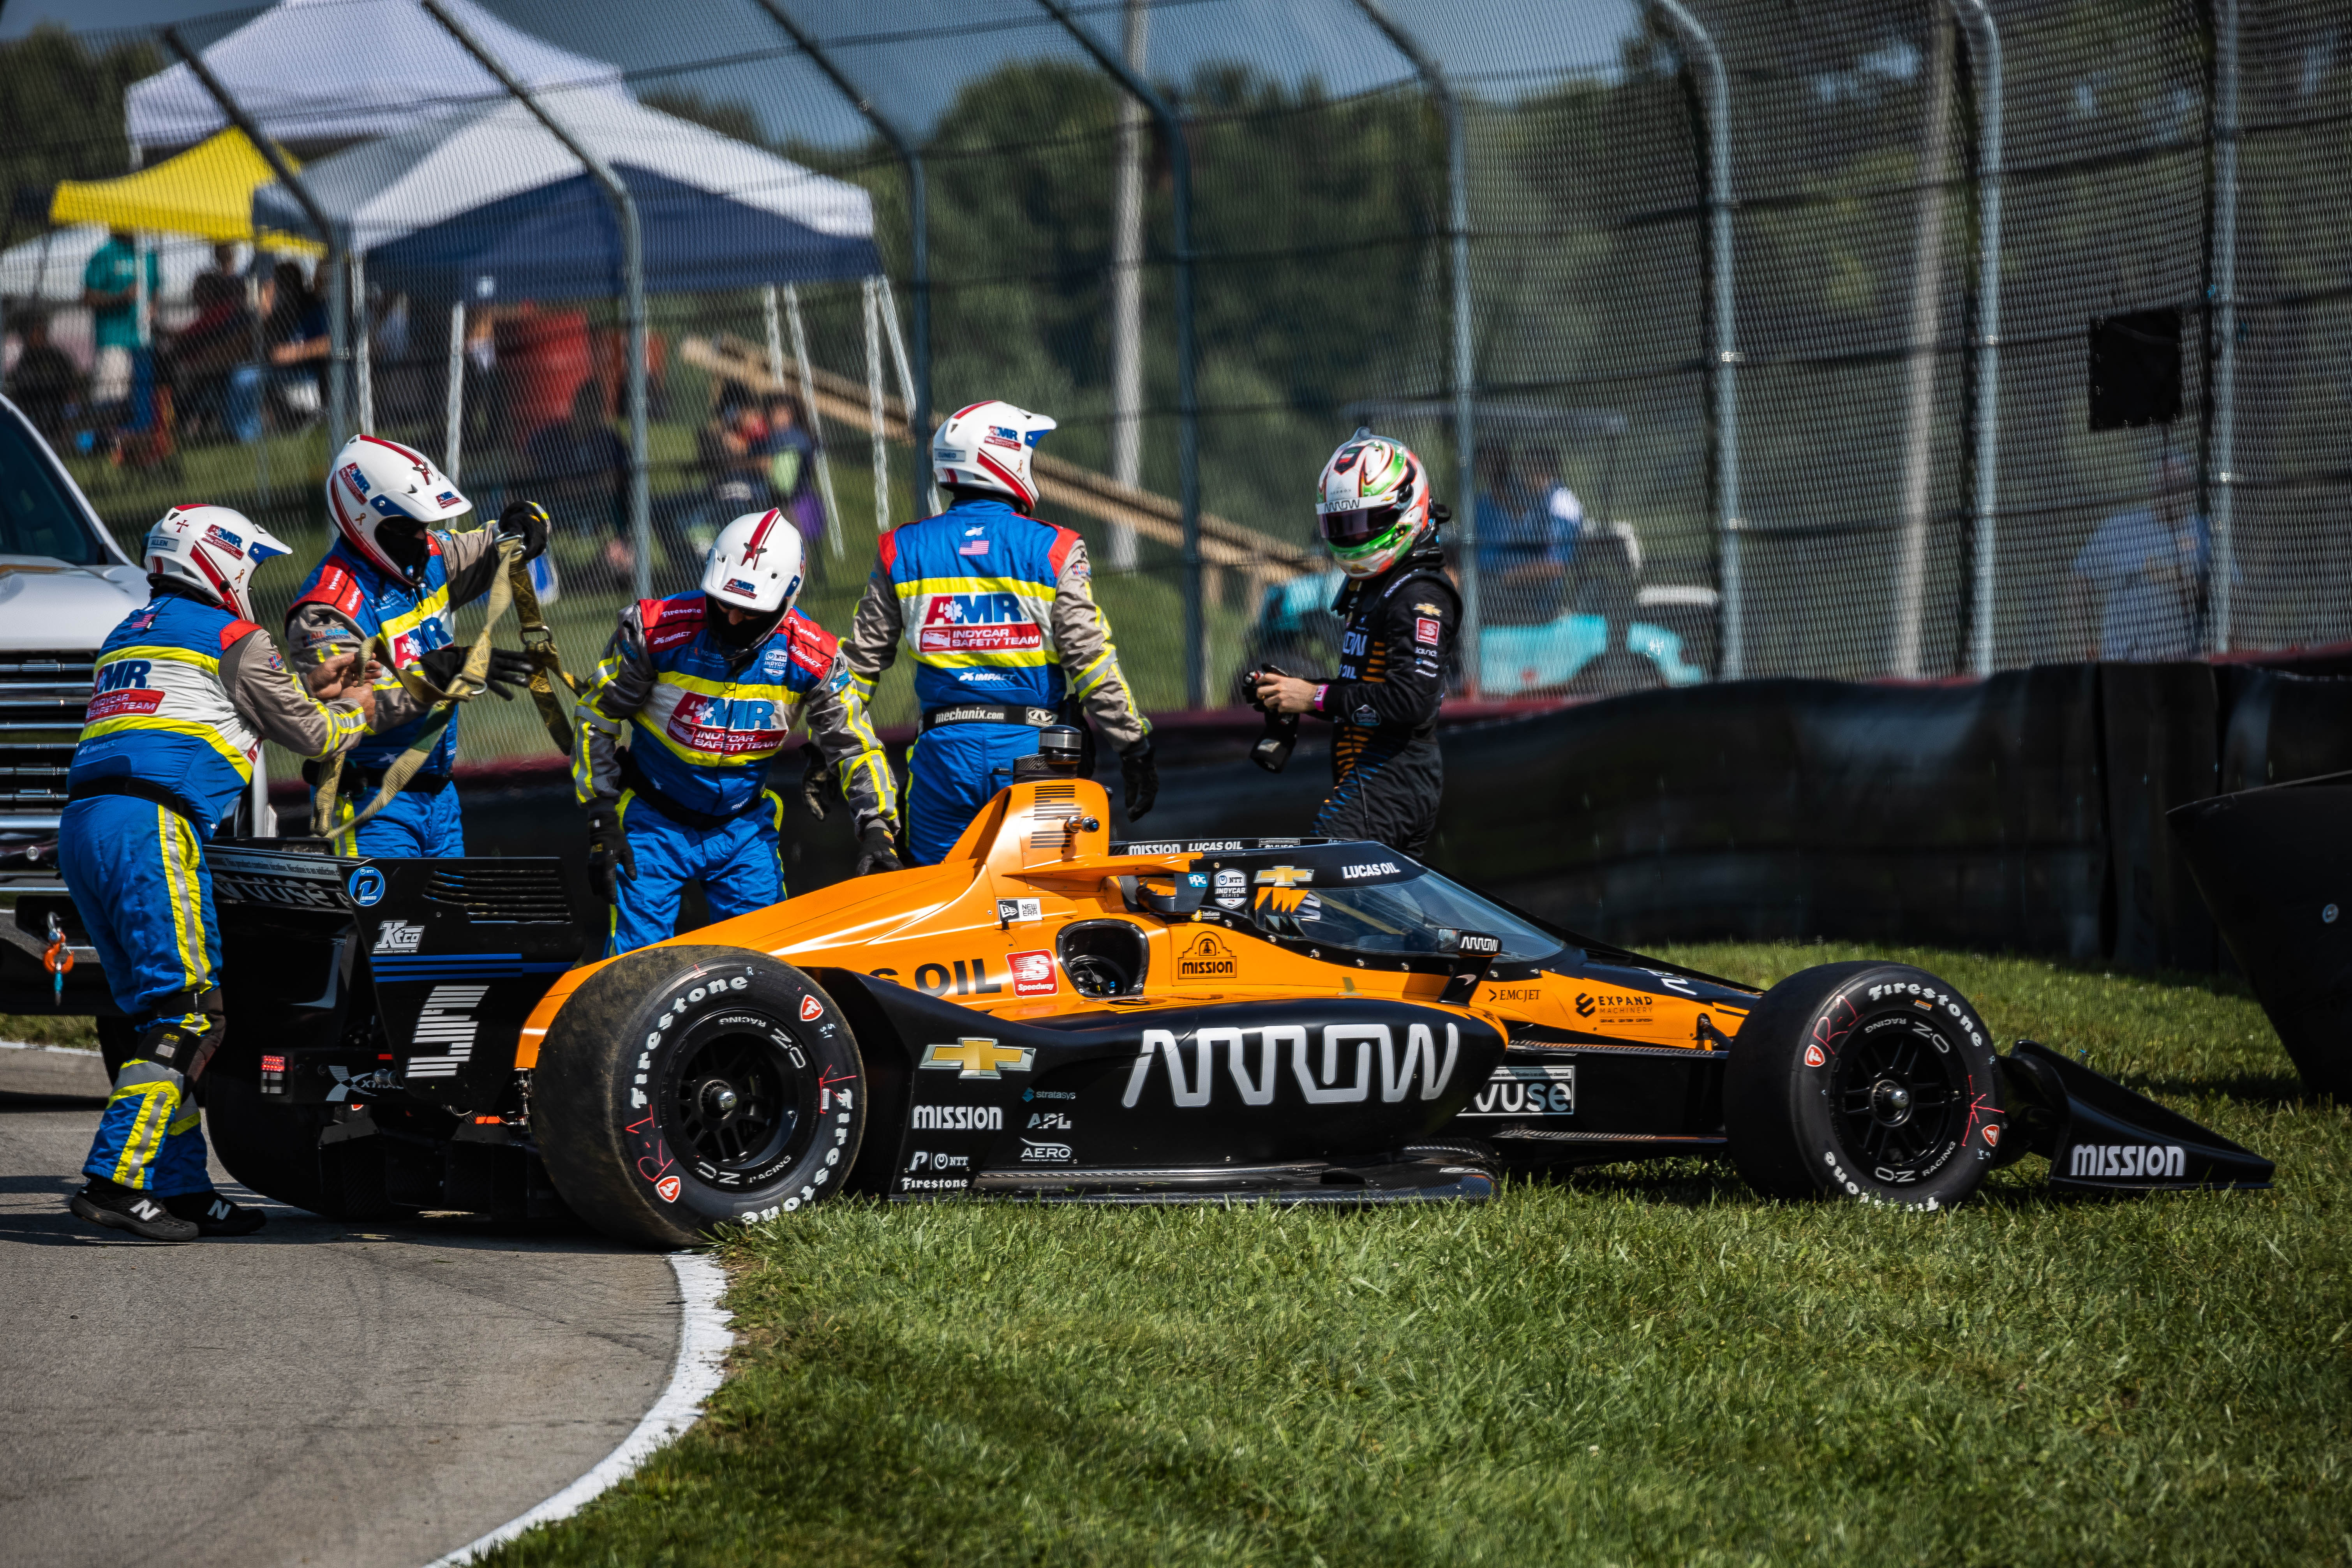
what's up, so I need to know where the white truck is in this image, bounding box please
[0,392,152,1026]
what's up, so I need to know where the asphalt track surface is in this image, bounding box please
[0,1045,680,1568]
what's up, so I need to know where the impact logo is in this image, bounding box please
[1177,931,1237,981]
[2070,1143,2187,1180]
[1123,1021,1460,1109]
[915,591,1044,655]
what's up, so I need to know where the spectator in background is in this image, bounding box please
[169,248,257,442]
[762,391,827,566]
[82,228,157,412]
[7,313,82,439]
[1476,446,1583,624]
[522,379,628,584]
[259,259,329,428]
[2072,453,2218,660]
[690,385,773,556]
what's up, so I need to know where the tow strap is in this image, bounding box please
[313,538,578,836]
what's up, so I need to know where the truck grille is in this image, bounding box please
[423,864,574,924]
[0,650,93,819]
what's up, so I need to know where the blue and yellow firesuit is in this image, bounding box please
[842,496,1149,863]
[575,593,898,956]
[64,584,370,1194]
[285,525,505,857]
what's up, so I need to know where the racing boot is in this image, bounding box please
[70,1177,199,1242]
[162,1189,267,1238]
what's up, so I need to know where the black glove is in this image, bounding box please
[1120,737,1158,822]
[499,500,551,563]
[585,801,635,903]
[799,744,838,821]
[416,644,533,700]
[855,821,903,876]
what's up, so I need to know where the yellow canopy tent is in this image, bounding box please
[49,127,321,252]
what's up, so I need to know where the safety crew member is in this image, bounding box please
[286,432,548,856]
[575,508,901,957]
[843,398,1157,864]
[1253,430,1460,854]
[63,504,377,1241]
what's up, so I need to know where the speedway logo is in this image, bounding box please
[2069,1143,2187,1180]
[1010,949,1057,997]
[1457,1062,1575,1118]
[912,1104,1004,1131]
[1122,1022,1461,1109]
[915,592,1045,655]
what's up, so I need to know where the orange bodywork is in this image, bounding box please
[517,774,1749,1068]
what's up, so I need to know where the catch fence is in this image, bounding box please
[2,0,2344,765]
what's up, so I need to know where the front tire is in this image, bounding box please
[532,946,866,1247]
[1725,961,2006,1210]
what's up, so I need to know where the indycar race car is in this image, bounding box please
[191,752,2272,1246]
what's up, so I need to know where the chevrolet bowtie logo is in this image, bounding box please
[920,1038,1035,1079]
[1254,865,1312,888]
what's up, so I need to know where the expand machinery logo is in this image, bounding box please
[920,1038,1035,1079]
[1574,989,1656,1021]
[1177,931,1237,981]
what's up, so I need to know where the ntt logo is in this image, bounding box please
[2070,1143,2186,1179]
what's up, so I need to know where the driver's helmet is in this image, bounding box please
[324,433,471,584]
[700,508,806,648]
[143,503,290,622]
[1316,429,1435,579]
[931,399,1056,513]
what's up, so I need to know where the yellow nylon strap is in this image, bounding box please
[316,537,578,836]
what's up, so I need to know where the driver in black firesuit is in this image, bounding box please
[1252,430,1458,854]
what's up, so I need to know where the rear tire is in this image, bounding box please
[532,946,866,1247]
[1725,961,2006,1210]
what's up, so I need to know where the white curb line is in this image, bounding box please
[0,1039,101,1055]
[424,1251,735,1567]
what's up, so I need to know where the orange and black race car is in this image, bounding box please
[192,753,2271,1246]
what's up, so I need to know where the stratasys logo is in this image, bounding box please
[2070,1143,2187,1179]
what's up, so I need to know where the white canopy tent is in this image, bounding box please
[0,225,219,306]
[125,0,625,152]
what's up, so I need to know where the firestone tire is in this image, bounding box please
[532,946,866,1248]
[1725,961,2007,1211]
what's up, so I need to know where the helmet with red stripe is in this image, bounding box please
[144,503,290,621]
[931,399,1057,513]
[323,432,471,584]
[700,508,806,649]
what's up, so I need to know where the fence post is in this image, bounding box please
[1036,0,1203,709]
[1950,0,2004,678]
[1350,0,1480,695]
[423,0,651,600]
[2206,0,2241,654]
[1652,1,1742,679]
[162,26,346,449]
[1891,13,1958,677]
[748,0,933,511]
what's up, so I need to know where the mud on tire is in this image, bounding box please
[531,946,865,1247]
[1725,961,2007,1210]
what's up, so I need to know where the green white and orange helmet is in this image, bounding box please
[1315,429,1435,579]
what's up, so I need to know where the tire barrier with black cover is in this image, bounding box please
[1725,961,2006,1209]
[532,946,866,1247]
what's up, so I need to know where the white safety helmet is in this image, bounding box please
[1316,429,1438,580]
[324,432,471,584]
[931,399,1057,512]
[700,508,806,648]
[143,503,290,622]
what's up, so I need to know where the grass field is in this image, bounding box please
[483,941,2350,1567]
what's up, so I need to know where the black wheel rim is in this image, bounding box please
[1829,1012,1968,1180]
[668,1025,807,1174]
